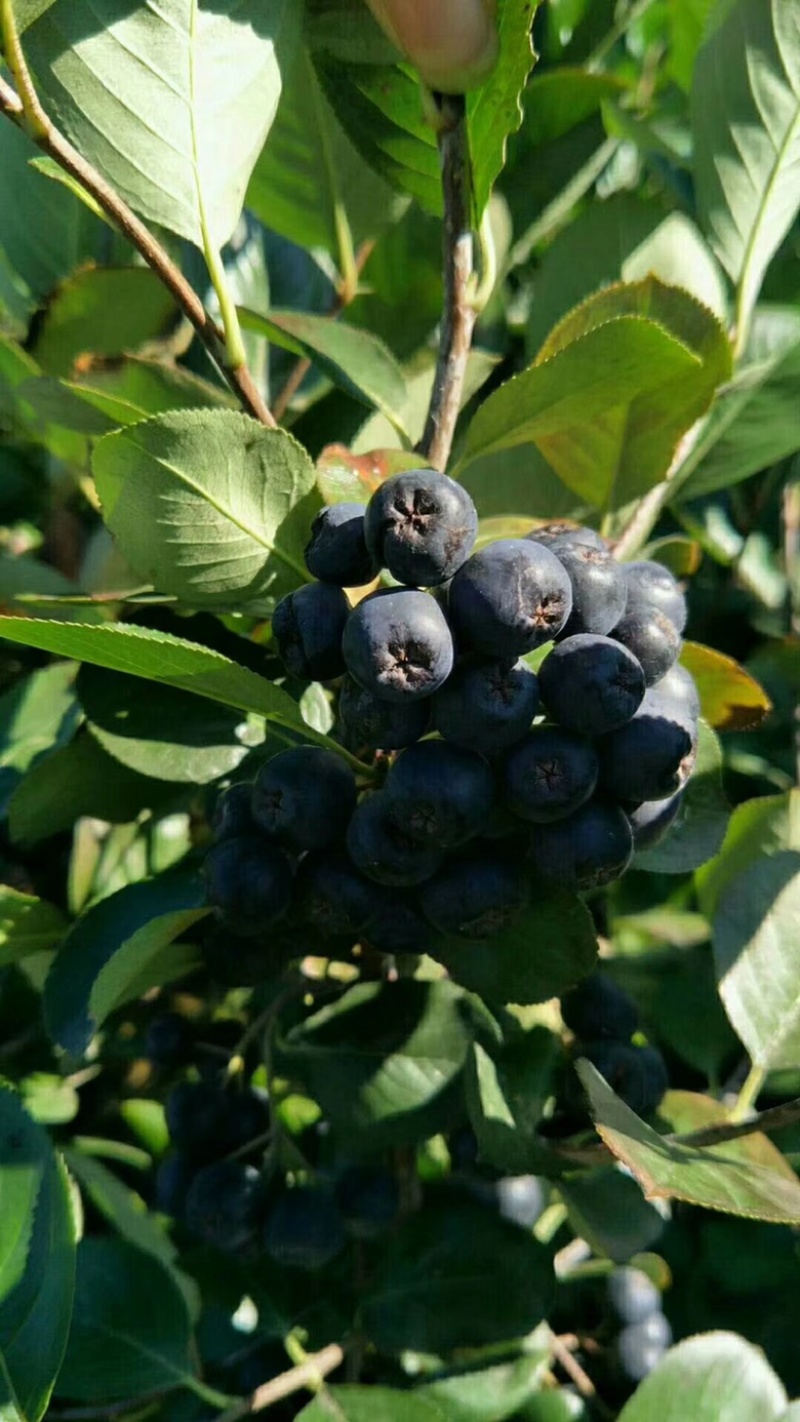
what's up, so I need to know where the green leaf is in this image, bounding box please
[577,1060,800,1223]
[466,0,538,216]
[618,1332,787,1422]
[246,44,404,261]
[432,892,598,1008]
[713,850,800,1071]
[633,721,729,876]
[26,0,301,249]
[316,445,430,506]
[77,664,263,785]
[0,1086,76,1422]
[693,0,800,341]
[559,1167,667,1263]
[0,662,80,813]
[680,642,773,731]
[43,869,208,1056]
[417,1352,551,1422]
[461,445,591,525]
[297,1390,446,1422]
[697,790,800,919]
[11,0,57,32]
[30,268,177,378]
[621,213,729,322]
[70,356,237,424]
[0,554,105,626]
[92,411,319,607]
[54,1238,195,1402]
[0,620,312,752]
[466,1029,560,1175]
[0,890,66,967]
[523,68,625,146]
[239,309,408,433]
[361,1193,554,1353]
[658,1091,800,1186]
[19,1074,78,1126]
[455,315,702,495]
[280,980,472,1150]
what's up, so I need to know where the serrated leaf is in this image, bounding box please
[0,620,312,750]
[43,870,208,1055]
[361,1193,554,1353]
[466,0,539,216]
[697,790,800,919]
[246,43,404,261]
[77,664,262,785]
[680,642,772,731]
[693,0,800,341]
[618,1332,787,1422]
[455,315,702,488]
[577,1060,800,1223]
[0,890,66,967]
[239,309,408,433]
[0,662,80,814]
[658,1091,800,1184]
[70,356,237,426]
[0,1087,76,1422]
[31,268,177,378]
[432,892,597,1008]
[280,980,471,1151]
[466,1029,560,1175]
[633,721,729,876]
[93,410,319,607]
[713,850,800,1071]
[54,1238,195,1402]
[25,0,301,250]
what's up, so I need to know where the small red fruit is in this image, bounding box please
[363,0,499,93]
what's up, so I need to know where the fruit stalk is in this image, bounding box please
[420,92,476,472]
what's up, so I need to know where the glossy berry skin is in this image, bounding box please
[384,741,495,848]
[628,791,684,851]
[252,748,356,852]
[420,851,528,939]
[623,560,687,633]
[538,635,645,737]
[503,727,598,824]
[184,1161,267,1257]
[365,468,478,586]
[549,544,627,637]
[610,608,681,686]
[165,1082,228,1163]
[272,581,349,682]
[608,1267,662,1325]
[335,1164,400,1239]
[304,502,377,587]
[616,1316,673,1382]
[448,539,573,657]
[599,690,697,804]
[347,792,445,886]
[653,662,701,719]
[574,1039,668,1115]
[432,656,539,754]
[526,522,608,554]
[264,1185,346,1270]
[296,849,383,938]
[204,836,293,937]
[494,1175,545,1230]
[145,1012,193,1067]
[343,588,454,702]
[560,973,638,1043]
[212,782,256,841]
[529,800,634,892]
[338,675,430,751]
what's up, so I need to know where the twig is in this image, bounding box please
[673,1094,800,1149]
[783,477,800,784]
[420,93,476,472]
[216,1343,345,1422]
[545,1328,613,1418]
[271,239,375,422]
[612,419,705,560]
[0,63,275,428]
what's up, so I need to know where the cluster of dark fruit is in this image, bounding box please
[606,1266,673,1384]
[154,1063,399,1264]
[203,468,699,964]
[559,972,669,1118]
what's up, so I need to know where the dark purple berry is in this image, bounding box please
[432,656,539,754]
[305,502,377,586]
[623,560,687,633]
[628,791,684,850]
[203,836,293,936]
[420,851,528,939]
[365,468,478,586]
[448,539,573,657]
[342,588,454,702]
[599,690,697,804]
[538,634,645,736]
[503,727,598,824]
[561,973,638,1043]
[384,741,495,848]
[346,792,445,886]
[252,747,356,851]
[550,544,627,637]
[529,801,633,891]
[610,608,681,685]
[337,674,430,751]
[272,581,349,681]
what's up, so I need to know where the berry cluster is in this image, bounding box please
[607,1267,673,1384]
[559,972,668,1118]
[213,470,699,960]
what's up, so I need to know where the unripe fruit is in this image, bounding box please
[363,0,499,94]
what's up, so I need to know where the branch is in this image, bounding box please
[0,68,275,428]
[671,1095,800,1150]
[216,1343,345,1422]
[420,92,476,472]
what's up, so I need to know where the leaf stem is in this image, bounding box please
[730,1063,767,1122]
[420,92,476,472]
[0,65,275,427]
[215,1342,345,1422]
[202,221,248,370]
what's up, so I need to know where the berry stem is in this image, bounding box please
[0,57,275,428]
[420,91,476,472]
[215,1342,346,1422]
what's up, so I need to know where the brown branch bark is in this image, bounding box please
[216,1343,345,1422]
[420,92,476,472]
[0,73,275,428]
